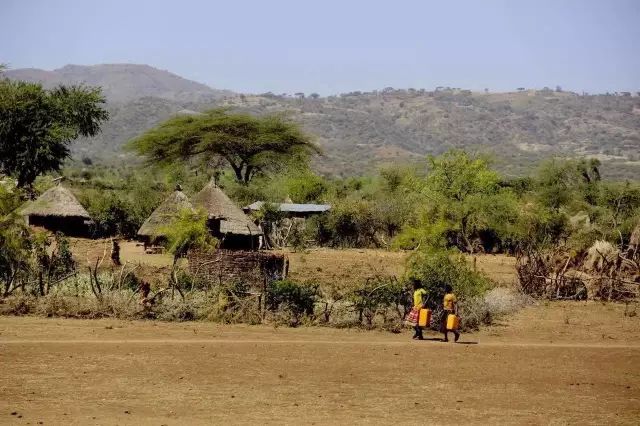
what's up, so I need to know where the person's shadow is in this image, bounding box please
[421,337,479,344]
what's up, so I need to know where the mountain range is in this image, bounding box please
[5,64,640,179]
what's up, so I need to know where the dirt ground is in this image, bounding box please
[69,238,175,269]
[1,302,639,425]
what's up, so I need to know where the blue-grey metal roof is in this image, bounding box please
[245,201,331,213]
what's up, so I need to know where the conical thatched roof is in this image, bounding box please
[20,185,91,219]
[192,181,261,236]
[137,189,194,238]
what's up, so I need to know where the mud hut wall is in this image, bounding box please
[188,249,287,288]
[27,215,92,237]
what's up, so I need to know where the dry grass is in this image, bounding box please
[67,240,519,291]
[279,248,406,288]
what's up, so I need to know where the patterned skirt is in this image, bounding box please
[405,307,420,326]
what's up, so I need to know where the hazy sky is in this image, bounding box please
[1,0,639,95]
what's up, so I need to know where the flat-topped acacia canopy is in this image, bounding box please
[128,109,320,184]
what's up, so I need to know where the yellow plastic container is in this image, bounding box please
[418,309,431,327]
[446,314,460,331]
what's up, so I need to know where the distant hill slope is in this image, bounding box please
[219,90,640,179]
[5,65,640,179]
[5,63,231,102]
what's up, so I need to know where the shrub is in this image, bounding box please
[82,190,141,237]
[460,288,532,330]
[0,294,36,315]
[348,276,409,327]
[406,248,490,306]
[206,281,262,324]
[267,280,318,325]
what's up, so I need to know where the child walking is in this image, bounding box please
[407,279,428,340]
[441,284,460,342]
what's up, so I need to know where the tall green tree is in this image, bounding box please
[129,109,320,184]
[0,79,108,189]
[396,150,518,253]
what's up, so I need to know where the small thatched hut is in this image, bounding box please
[192,180,262,250]
[20,185,93,236]
[137,186,194,245]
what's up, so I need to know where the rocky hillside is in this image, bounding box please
[220,90,640,179]
[6,65,640,179]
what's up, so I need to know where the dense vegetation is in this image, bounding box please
[0,78,108,189]
[13,146,637,255]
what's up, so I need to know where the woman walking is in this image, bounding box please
[440,284,460,342]
[407,279,428,340]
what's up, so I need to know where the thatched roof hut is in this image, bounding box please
[192,180,261,236]
[137,187,194,241]
[20,185,92,235]
[21,185,91,219]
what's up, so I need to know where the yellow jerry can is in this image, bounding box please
[418,309,431,327]
[446,314,460,331]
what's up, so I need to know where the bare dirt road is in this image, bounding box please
[1,302,639,425]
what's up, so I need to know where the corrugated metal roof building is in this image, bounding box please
[244,201,331,217]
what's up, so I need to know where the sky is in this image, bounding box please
[1,0,639,95]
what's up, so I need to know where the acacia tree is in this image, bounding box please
[0,79,108,190]
[129,109,320,184]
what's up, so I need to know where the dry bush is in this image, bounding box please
[31,290,139,319]
[515,249,554,297]
[459,288,532,331]
[34,293,98,318]
[154,291,224,322]
[584,240,619,272]
[0,265,533,333]
[0,294,37,316]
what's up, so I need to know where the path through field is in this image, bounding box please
[1,302,639,425]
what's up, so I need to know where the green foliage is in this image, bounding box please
[397,150,519,253]
[321,198,380,247]
[0,79,108,188]
[0,179,22,215]
[129,109,320,184]
[163,209,218,260]
[64,165,183,238]
[32,232,76,295]
[284,171,328,203]
[82,191,138,237]
[0,217,32,296]
[79,187,163,238]
[220,168,328,207]
[406,248,490,303]
[0,217,76,297]
[267,279,318,325]
[0,183,32,296]
[348,277,409,327]
[535,159,586,211]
